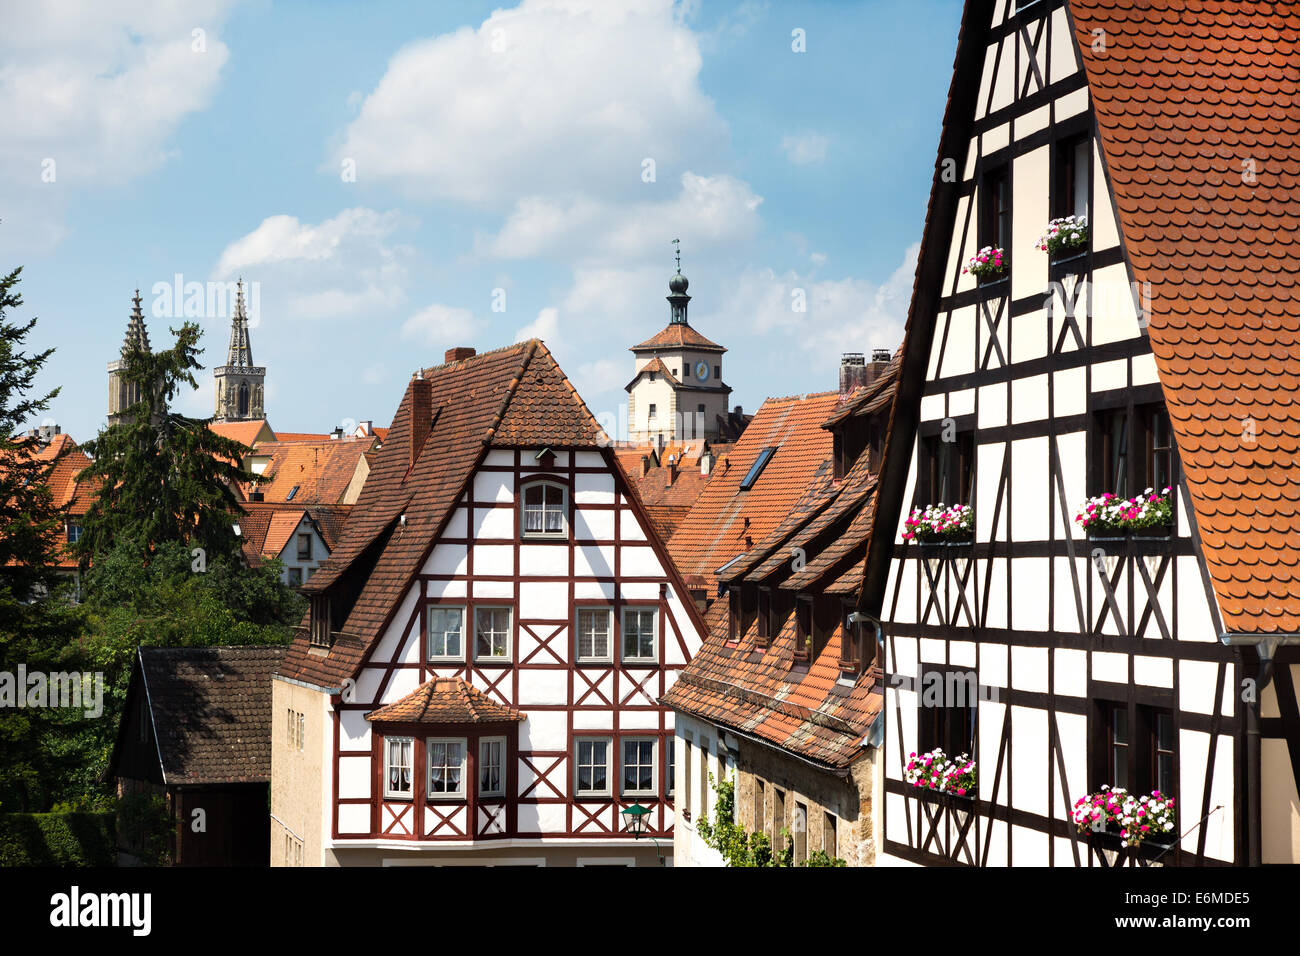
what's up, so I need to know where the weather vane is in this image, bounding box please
[672,238,681,272]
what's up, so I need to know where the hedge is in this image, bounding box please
[0,812,116,866]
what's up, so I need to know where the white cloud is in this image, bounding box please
[401,303,485,347]
[515,307,560,345]
[334,0,727,204]
[213,208,415,319]
[483,172,762,262]
[0,1,237,256]
[781,132,829,166]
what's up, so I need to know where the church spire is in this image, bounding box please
[122,289,150,354]
[667,239,690,325]
[226,278,254,368]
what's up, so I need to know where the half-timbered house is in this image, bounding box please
[864,0,1300,867]
[271,342,706,866]
[665,356,898,867]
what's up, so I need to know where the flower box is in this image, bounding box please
[1075,488,1174,536]
[1072,785,1175,850]
[964,246,1007,283]
[904,748,977,798]
[903,503,974,544]
[1038,216,1089,258]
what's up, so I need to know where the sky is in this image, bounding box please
[1,0,965,442]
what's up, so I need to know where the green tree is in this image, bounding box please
[0,266,89,811]
[75,321,252,566]
[697,775,848,867]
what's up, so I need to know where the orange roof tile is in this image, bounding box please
[668,392,840,591]
[630,322,726,353]
[367,678,525,724]
[1069,0,1300,634]
[208,420,273,448]
[250,437,375,505]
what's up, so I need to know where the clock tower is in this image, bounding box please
[626,245,731,443]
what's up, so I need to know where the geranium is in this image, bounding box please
[1038,215,1089,256]
[904,748,977,796]
[1073,786,1176,849]
[903,503,974,542]
[1074,487,1173,533]
[964,245,1007,280]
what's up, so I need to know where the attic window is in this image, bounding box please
[522,481,567,538]
[286,485,300,501]
[739,447,776,490]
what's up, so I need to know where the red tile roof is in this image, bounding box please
[624,356,681,390]
[613,441,716,539]
[668,393,840,592]
[208,420,273,448]
[249,437,375,505]
[1069,0,1300,633]
[22,434,98,569]
[630,323,726,353]
[280,340,613,689]
[367,678,525,724]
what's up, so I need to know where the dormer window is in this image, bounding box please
[521,481,567,538]
[794,596,814,664]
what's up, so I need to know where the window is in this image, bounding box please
[917,670,976,757]
[754,779,766,834]
[287,567,302,587]
[296,533,312,561]
[286,484,299,502]
[773,788,786,852]
[522,481,566,537]
[427,606,464,661]
[1054,133,1091,221]
[795,597,813,662]
[384,736,413,799]
[287,709,305,751]
[575,738,611,796]
[823,812,838,858]
[739,447,776,490]
[683,734,693,819]
[622,738,656,796]
[918,428,975,505]
[1095,702,1176,797]
[793,802,808,864]
[67,523,82,544]
[757,589,772,644]
[666,737,675,797]
[980,164,1011,254]
[622,608,656,662]
[840,604,874,676]
[714,365,721,380]
[697,403,706,415]
[648,403,658,420]
[480,737,506,797]
[427,738,466,798]
[728,587,740,642]
[475,607,512,661]
[576,607,612,662]
[1092,401,1173,498]
[698,737,710,820]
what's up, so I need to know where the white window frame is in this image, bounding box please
[479,736,507,798]
[575,607,613,663]
[474,606,513,662]
[521,480,568,539]
[384,736,414,800]
[666,736,675,798]
[621,737,657,798]
[426,737,467,799]
[574,737,612,798]
[621,606,657,663]
[427,605,466,662]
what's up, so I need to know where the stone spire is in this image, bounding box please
[122,289,150,354]
[225,279,254,368]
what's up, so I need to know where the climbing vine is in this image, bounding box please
[696,775,847,867]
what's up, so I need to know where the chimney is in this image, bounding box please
[331,426,344,440]
[666,454,678,487]
[840,352,867,396]
[640,455,651,478]
[358,420,373,436]
[700,451,712,477]
[410,375,433,468]
[865,347,892,386]
[445,347,476,364]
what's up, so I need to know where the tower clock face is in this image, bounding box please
[695,360,710,381]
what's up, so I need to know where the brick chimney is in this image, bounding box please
[840,352,867,396]
[665,454,678,487]
[640,455,651,478]
[865,347,891,387]
[445,347,476,364]
[410,375,433,468]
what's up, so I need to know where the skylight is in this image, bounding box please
[738,447,776,490]
[286,485,300,501]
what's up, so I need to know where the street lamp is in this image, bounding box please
[620,803,666,866]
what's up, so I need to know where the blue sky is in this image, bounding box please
[1,0,964,442]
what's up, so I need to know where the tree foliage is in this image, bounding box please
[75,321,253,566]
[697,775,848,867]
